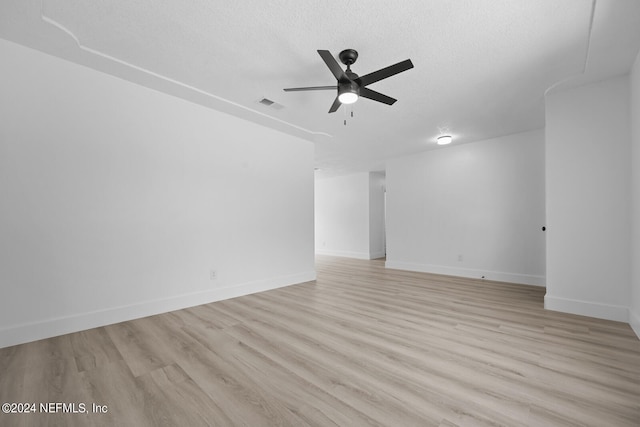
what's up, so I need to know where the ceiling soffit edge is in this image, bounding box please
[37,9,332,144]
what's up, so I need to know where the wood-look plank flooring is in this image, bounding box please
[1,255,639,426]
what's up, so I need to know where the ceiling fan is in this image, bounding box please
[284,49,414,113]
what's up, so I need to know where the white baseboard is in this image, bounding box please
[544,294,629,323]
[629,308,640,339]
[315,249,372,260]
[384,260,545,287]
[0,270,316,349]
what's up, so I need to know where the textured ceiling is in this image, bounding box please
[2,0,640,177]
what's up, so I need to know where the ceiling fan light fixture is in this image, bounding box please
[338,91,358,104]
[338,81,359,105]
[437,135,452,145]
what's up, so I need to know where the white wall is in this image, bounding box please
[315,173,370,259]
[386,130,545,286]
[631,51,640,337]
[0,39,315,348]
[369,172,386,259]
[314,172,386,259]
[545,75,631,322]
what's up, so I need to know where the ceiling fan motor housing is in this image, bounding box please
[339,80,360,97]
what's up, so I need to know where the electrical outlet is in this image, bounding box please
[457,254,463,262]
[210,269,217,281]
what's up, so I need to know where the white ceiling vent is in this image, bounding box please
[257,98,284,110]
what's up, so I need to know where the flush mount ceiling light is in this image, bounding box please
[437,135,452,145]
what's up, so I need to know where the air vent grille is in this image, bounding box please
[257,98,284,110]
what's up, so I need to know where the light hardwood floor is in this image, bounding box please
[1,256,639,426]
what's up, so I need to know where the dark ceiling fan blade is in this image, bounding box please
[283,85,336,92]
[317,50,347,81]
[357,59,414,87]
[360,87,397,105]
[328,96,342,113]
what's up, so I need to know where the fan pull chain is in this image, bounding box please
[343,105,355,126]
